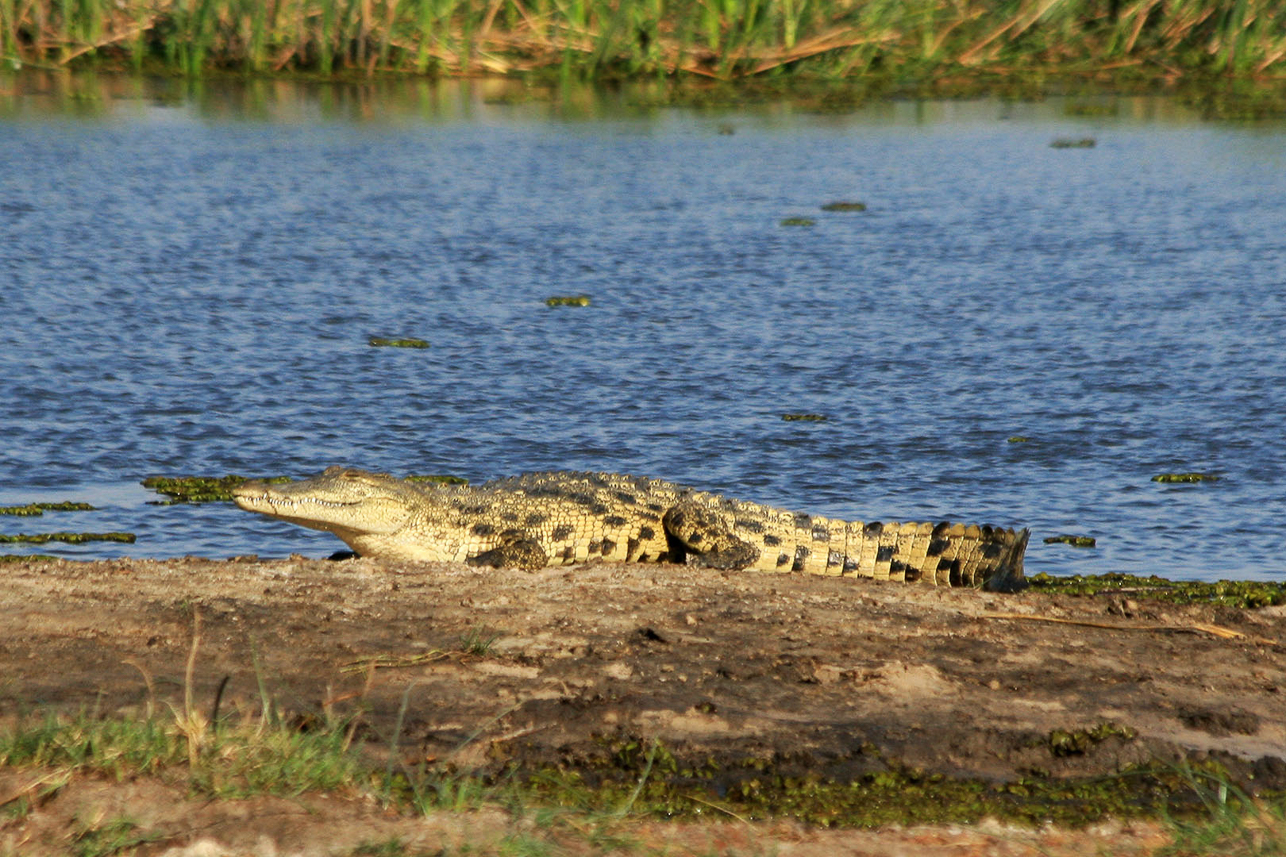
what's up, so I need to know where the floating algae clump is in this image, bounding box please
[1050,138,1097,148]
[1153,472,1219,483]
[1043,534,1097,547]
[0,502,96,516]
[545,295,591,307]
[820,201,866,211]
[0,532,135,544]
[368,337,429,348]
[780,217,816,226]
[142,475,291,504]
[782,413,827,422]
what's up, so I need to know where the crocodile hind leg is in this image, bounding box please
[662,501,761,570]
[465,532,548,570]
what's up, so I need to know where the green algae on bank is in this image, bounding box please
[0,501,96,516]
[1045,722,1137,758]
[515,739,1258,831]
[2,710,1265,834]
[1027,572,1286,609]
[141,475,291,504]
[2,709,1281,851]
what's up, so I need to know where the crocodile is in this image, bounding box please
[232,467,1029,591]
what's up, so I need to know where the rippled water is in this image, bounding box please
[2,75,1284,580]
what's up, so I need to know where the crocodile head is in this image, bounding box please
[232,466,423,551]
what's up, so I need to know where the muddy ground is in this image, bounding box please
[2,555,1284,855]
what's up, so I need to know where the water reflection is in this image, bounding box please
[0,69,1230,126]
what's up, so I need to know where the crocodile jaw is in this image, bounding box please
[232,489,366,534]
[231,467,418,542]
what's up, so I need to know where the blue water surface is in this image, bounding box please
[2,76,1284,580]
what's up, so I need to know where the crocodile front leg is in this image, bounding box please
[662,501,761,570]
[465,532,548,570]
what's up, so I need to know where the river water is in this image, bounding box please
[2,74,1283,581]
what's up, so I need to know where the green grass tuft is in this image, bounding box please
[459,625,500,656]
[1160,766,1286,857]
[71,816,163,857]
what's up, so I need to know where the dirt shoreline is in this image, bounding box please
[2,555,1284,854]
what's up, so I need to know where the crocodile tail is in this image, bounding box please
[982,527,1029,593]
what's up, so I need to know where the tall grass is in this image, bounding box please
[2,0,1285,79]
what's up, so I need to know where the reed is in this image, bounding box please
[1,0,1284,80]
